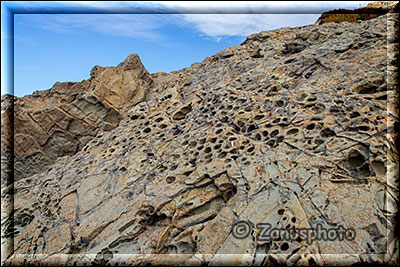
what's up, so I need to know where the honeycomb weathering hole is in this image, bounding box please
[348,150,365,168]
[173,105,192,120]
[371,160,386,176]
[172,111,187,120]
[287,128,299,135]
[166,176,175,183]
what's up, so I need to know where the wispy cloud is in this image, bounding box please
[20,13,172,41]
[177,14,320,40]
[147,0,373,15]
[16,1,374,42]
[164,1,372,40]
[14,34,36,45]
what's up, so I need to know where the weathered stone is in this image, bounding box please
[1,7,398,267]
[1,54,153,181]
[89,53,153,110]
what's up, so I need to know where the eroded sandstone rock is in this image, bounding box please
[88,53,153,111]
[1,12,399,266]
[1,54,153,181]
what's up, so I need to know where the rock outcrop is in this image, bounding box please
[1,54,153,181]
[367,1,399,9]
[1,11,399,267]
[88,53,154,111]
[315,1,399,25]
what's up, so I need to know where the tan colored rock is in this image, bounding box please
[1,11,399,267]
[1,54,153,181]
[366,1,398,9]
[89,54,153,111]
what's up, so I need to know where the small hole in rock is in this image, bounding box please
[281,243,289,251]
[350,111,361,118]
[306,123,315,130]
[230,149,238,154]
[348,150,365,168]
[166,176,175,183]
[270,129,279,138]
[315,139,324,145]
[320,128,335,138]
[190,141,197,148]
[218,152,227,158]
[287,128,299,135]
[248,124,257,132]
[358,163,371,176]
[371,160,386,176]
[358,125,370,131]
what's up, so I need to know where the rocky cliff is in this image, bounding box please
[1,53,152,181]
[315,1,399,25]
[1,11,399,266]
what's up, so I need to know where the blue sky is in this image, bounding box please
[2,1,372,97]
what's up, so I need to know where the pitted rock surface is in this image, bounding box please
[1,13,399,266]
[1,53,153,181]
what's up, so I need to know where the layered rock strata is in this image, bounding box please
[1,12,399,266]
[1,53,153,181]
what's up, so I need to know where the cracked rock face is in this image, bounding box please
[88,53,154,110]
[1,53,153,181]
[1,13,399,266]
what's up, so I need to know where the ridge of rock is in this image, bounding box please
[315,1,399,25]
[1,11,399,266]
[1,54,153,181]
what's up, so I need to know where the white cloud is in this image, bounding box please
[177,14,321,39]
[20,14,171,41]
[17,1,375,41]
[149,1,373,11]
[162,1,373,40]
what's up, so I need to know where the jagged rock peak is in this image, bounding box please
[88,53,153,110]
[2,52,154,181]
[117,53,143,71]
